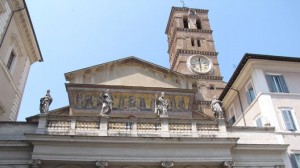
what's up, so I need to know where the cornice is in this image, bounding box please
[186,75,223,80]
[194,100,211,105]
[168,28,213,53]
[165,6,209,34]
[171,49,218,71]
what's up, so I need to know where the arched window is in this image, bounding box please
[191,38,194,46]
[183,17,189,28]
[197,39,201,47]
[196,19,202,29]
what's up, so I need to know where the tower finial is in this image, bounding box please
[180,0,186,8]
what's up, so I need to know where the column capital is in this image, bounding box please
[161,161,174,168]
[28,159,42,168]
[96,161,108,168]
[224,161,235,168]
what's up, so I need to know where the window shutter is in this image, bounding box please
[279,75,289,93]
[266,75,276,92]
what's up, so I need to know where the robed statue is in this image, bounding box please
[40,90,53,113]
[211,95,223,118]
[154,92,169,118]
[100,89,113,117]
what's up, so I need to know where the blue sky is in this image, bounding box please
[18,0,300,121]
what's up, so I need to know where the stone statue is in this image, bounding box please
[211,95,223,118]
[39,90,53,113]
[100,89,113,116]
[154,92,169,118]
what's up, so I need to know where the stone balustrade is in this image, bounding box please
[36,114,225,138]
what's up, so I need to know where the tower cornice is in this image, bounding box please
[165,6,209,35]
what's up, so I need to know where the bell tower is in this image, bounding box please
[165,7,225,101]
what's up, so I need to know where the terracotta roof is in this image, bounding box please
[219,53,300,101]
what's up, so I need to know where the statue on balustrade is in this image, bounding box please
[39,90,53,113]
[211,95,223,118]
[100,89,113,117]
[154,92,169,118]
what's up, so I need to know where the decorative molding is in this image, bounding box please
[186,75,223,80]
[223,161,235,168]
[96,161,108,168]
[161,161,174,168]
[194,101,211,105]
[28,159,42,168]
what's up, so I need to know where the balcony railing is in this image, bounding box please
[37,116,225,138]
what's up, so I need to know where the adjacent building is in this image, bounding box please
[219,53,300,167]
[0,0,43,121]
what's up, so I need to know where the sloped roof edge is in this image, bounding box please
[64,56,192,81]
[219,53,300,101]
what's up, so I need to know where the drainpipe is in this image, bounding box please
[229,87,247,126]
[0,7,25,49]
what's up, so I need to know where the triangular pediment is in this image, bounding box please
[64,57,194,89]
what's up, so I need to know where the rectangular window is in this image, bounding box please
[246,86,256,104]
[256,116,263,127]
[7,51,15,70]
[228,105,236,126]
[290,154,300,168]
[281,109,297,131]
[266,74,289,93]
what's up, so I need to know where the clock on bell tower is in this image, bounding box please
[165,7,225,101]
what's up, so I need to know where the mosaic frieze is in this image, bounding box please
[68,88,194,113]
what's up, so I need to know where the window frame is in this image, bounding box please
[278,107,298,131]
[266,73,289,93]
[6,50,16,70]
[245,81,256,105]
[254,115,264,128]
[183,17,189,29]
[228,104,236,125]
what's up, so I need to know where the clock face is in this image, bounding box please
[187,55,213,74]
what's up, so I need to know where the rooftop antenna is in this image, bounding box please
[180,0,186,8]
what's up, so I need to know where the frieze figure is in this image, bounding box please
[139,96,146,110]
[39,90,53,113]
[100,89,113,116]
[169,96,177,111]
[119,94,126,109]
[76,93,82,108]
[178,96,185,111]
[211,95,223,118]
[128,94,136,109]
[86,94,93,108]
[97,91,104,109]
[154,92,169,118]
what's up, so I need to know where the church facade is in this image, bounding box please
[0,6,298,168]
